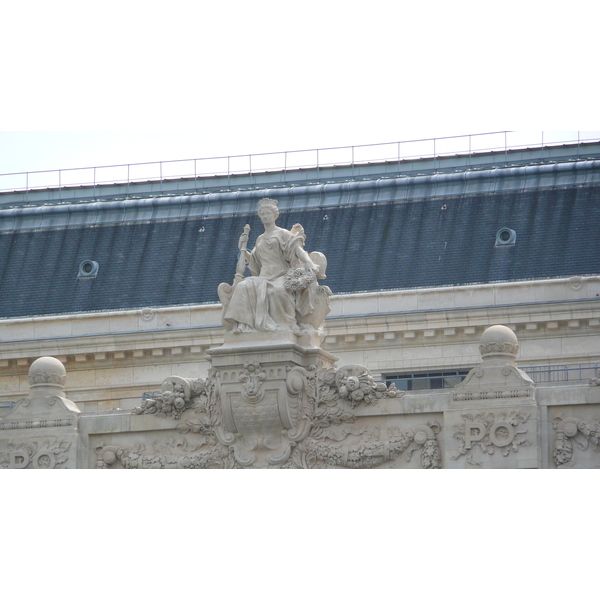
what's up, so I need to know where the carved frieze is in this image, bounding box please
[479,341,519,357]
[284,423,441,469]
[0,417,75,431]
[124,359,424,469]
[0,440,71,469]
[96,438,232,469]
[453,387,532,402]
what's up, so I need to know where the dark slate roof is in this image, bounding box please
[1,181,600,319]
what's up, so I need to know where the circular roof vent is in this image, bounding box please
[78,260,99,278]
[495,228,516,246]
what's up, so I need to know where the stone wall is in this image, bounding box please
[2,325,599,469]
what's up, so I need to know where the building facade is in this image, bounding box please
[1,135,599,468]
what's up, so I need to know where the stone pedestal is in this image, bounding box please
[208,332,337,467]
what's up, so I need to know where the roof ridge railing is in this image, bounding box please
[1,131,599,198]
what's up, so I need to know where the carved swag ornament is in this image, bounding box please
[118,362,439,469]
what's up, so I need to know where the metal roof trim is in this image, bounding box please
[1,158,600,233]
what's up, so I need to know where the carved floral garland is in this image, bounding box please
[111,362,431,469]
[285,422,441,469]
[319,364,403,408]
[134,377,206,420]
[552,416,600,468]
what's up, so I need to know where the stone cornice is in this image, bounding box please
[1,277,598,367]
[0,300,598,368]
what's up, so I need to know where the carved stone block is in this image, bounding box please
[0,432,79,469]
[207,342,337,467]
[444,406,541,468]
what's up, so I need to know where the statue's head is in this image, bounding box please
[258,198,279,223]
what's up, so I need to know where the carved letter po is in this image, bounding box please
[9,451,30,469]
[489,422,516,447]
[464,422,486,449]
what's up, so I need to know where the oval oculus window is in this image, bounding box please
[78,260,99,277]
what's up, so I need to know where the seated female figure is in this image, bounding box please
[223,198,323,334]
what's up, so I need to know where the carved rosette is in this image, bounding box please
[453,386,532,402]
[552,416,600,468]
[569,276,583,290]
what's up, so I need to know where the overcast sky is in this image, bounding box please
[1,2,596,176]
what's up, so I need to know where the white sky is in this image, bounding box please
[2,1,592,586]
[1,1,596,175]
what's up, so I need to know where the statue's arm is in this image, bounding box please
[235,225,257,278]
[294,244,318,272]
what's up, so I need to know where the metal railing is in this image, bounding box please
[1,131,600,198]
[384,362,600,389]
[521,363,600,384]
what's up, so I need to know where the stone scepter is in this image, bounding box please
[234,224,251,286]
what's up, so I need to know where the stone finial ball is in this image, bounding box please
[479,325,519,358]
[28,356,67,387]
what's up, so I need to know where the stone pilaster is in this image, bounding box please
[0,357,80,469]
[443,325,541,468]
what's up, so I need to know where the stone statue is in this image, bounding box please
[218,198,331,336]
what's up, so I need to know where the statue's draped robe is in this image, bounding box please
[223,228,314,332]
